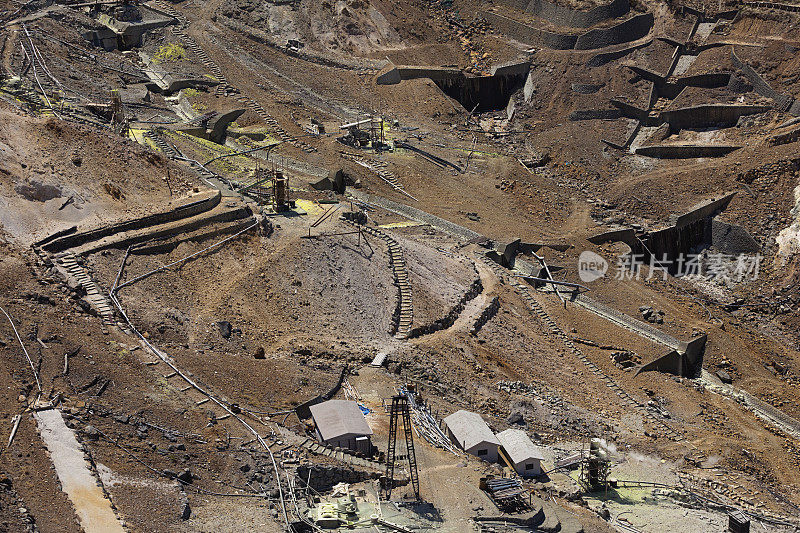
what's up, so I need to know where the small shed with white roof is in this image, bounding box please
[443,410,499,462]
[309,400,373,454]
[496,429,544,476]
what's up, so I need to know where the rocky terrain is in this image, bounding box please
[1,0,800,531]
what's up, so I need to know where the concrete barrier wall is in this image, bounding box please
[589,194,737,270]
[586,39,652,67]
[573,293,683,350]
[678,72,731,88]
[643,218,709,268]
[742,1,800,12]
[588,227,639,247]
[575,12,654,49]
[396,66,465,82]
[129,217,257,255]
[484,11,653,50]
[379,63,529,111]
[655,73,732,99]
[522,0,630,28]
[681,6,738,21]
[220,15,386,73]
[634,144,741,158]
[492,61,532,77]
[627,65,663,83]
[433,70,529,111]
[347,191,481,241]
[43,191,222,252]
[481,11,577,49]
[610,98,650,121]
[647,82,659,110]
[661,104,770,129]
[523,72,535,102]
[295,365,349,420]
[731,49,794,112]
[727,74,754,93]
[673,193,736,228]
[76,207,253,256]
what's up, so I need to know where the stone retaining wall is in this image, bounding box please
[660,104,770,129]
[42,191,221,253]
[408,277,483,338]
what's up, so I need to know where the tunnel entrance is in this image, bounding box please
[432,72,528,112]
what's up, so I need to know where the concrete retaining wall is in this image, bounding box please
[481,11,577,49]
[518,0,630,28]
[77,206,253,255]
[638,72,734,100]
[660,104,770,129]
[573,293,683,350]
[586,39,652,67]
[643,219,708,268]
[295,365,349,420]
[575,12,653,49]
[437,71,529,111]
[731,48,794,111]
[589,194,737,270]
[347,191,482,241]
[673,193,736,228]
[610,98,650,121]
[588,227,639,247]
[726,74,754,93]
[483,11,653,50]
[379,63,529,111]
[43,191,221,252]
[634,144,741,158]
[741,1,800,12]
[523,71,536,102]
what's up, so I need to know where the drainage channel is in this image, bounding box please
[35,409,125,533]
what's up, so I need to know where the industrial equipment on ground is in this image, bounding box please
[579,437,611,493]
[338,116,388,150]
[480,476,528,512]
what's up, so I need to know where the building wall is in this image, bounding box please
[466,442,499,463]
[514,458,542,476]
[446,427,499,462]
[316,430,371,453]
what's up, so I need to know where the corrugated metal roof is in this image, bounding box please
[496,429,544,465]
[443,410,499,451]
[310,400,373,441]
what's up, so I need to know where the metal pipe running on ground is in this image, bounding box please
[108,222,291,529]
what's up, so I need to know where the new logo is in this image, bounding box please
[578,251,608,282]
